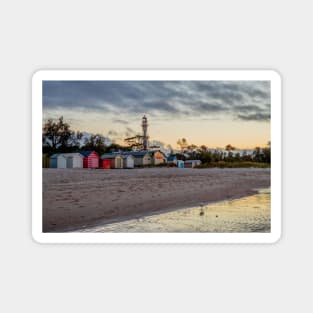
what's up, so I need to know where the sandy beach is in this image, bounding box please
[43,167,270,232]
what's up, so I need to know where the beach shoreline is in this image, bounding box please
[77,188,271,233]
[43,167,270,232]
[68,188,268,232]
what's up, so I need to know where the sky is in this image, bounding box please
[42,80,270,149]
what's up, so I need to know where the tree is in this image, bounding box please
[199,151,212,163]
[225,144,236,151]
[42,116,80,152]
[262,147,271,163]
[234,152,241,161]
[253,147,262,162]
[82,134,108,155]
[200,145,208,152]
[107,143,126,153]
[177,138,188,152]
[167,144,174,155]
[187,144,198,152]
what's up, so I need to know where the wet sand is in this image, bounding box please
[78,188,271,233]
[42,167,270,232]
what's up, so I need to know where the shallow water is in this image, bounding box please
[79,188,271,233]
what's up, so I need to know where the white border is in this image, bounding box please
[32,70,281,244]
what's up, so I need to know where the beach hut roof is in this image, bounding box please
[167,155,177,161]
[121,154,134,159]
[62,153,83,158]
[149,150,167,158]
[101,153,121,159]
[50,153,66,159]
[122,151,149,157]
[79,150,98,157]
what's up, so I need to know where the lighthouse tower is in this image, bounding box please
[142,115,148,150]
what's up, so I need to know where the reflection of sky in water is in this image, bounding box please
[79,188,271,233]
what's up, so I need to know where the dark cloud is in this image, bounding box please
[43,80,270,122]
[237,113,270,121]
[193,101,229,113]
[113,119,129,125]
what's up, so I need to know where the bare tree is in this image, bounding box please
[177,138,188,151]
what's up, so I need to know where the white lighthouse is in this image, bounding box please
[142,115,148,150]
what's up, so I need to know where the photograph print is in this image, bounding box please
[33,70,281,243]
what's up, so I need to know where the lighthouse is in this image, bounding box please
[142,115,148,150]
[124,115,150,150]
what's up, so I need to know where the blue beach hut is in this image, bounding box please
[177,160,184,168]
[50,154,67,168]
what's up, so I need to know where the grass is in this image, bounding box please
[195,161,270,168]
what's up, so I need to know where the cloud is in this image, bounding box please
[113,119,129,125]
[43,80,270,122]
[108,130,119,136]
[237,113,270,121]
[125,127,137,137]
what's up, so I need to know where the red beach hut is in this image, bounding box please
[100,154,123,169]
[102,159,111,169]
[79,150,99,168]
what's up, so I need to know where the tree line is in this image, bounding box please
[176,137,270,164]
[42,117,129,156]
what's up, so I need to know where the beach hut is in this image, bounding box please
[150,150,167,165]
[122,154,135,169]
[124,151,152,167]
[50,154,67,168]
[79,150,99,168]
[167,155,177,165]
[101,158,111,169]
[177,160,185,168]
[184,160,201,168]
[42,154,50,168]
[63,153,83,168]
[100,154,123,169]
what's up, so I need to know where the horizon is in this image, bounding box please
[43,80,270,149]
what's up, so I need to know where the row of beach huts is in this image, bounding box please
[43,150,202,169]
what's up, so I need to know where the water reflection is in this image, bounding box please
[79,188,271,233]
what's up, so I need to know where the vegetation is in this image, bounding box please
[175,139,271,167]
[83,136,131,155]
[42,117,131,156]
[177,138,189,151]
[42,117,83,154]
[194,161,270,169]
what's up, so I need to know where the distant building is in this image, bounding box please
[207,148,254,157]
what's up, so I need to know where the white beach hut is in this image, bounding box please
[50,154,67,168]
[122,155,135,169]
[124,151,152,166]
[63,153,84,168]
